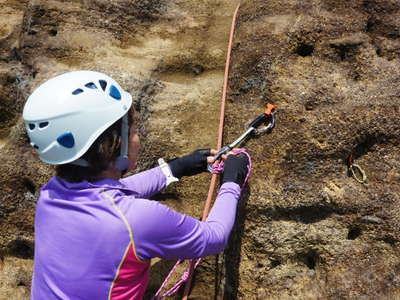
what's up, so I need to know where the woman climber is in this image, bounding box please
[23,70,250,299]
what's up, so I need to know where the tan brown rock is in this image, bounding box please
[0,0,399,299]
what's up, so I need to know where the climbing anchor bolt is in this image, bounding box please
[207,103,276,172]
[346,154,367,184]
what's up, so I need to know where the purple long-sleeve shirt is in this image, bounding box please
[31,167,241,299]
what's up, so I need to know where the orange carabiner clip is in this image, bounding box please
[264,103,276,115]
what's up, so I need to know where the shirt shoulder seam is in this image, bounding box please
[101,190,148,264]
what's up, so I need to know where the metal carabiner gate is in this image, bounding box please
[207,104,276,172]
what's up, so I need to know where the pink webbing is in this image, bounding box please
[210,149,252,187]
[152,259,201,300]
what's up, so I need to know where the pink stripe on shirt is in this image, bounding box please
[110,243,150,300]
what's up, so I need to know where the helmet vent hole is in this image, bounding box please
[39,121,49,129]
[28,123,35,130]
[85,82,97,89]
[99,80,107,91]
[72,88,84,95]
[57,132,75,148]
[109,85,121,100]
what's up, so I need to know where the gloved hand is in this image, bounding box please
[168,149,212,178]
[221,154,250,186]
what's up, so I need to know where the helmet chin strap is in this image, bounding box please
[114,113,129,172]
[71,158,90,167]
[70,113,129,172]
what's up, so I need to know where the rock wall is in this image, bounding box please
[0,0,399,299]
[224,1,400,299]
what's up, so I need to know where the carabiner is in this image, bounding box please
[207,104,277,172]
[253,111,276,136]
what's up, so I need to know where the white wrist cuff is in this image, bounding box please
[158,158,179,186]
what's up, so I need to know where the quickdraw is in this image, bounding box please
[153,4,278,300]
[207,103,276,172]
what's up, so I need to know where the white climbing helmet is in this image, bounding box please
[23,70,133,167]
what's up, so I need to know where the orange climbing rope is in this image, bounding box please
[152,4,241,300]
[182,3,241,299]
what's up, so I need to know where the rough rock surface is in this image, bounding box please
[0,0,399,299]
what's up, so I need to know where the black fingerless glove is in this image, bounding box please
[168,149,211,178]
[221,154,249,186]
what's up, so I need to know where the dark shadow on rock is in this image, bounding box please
[143,259,180,300]
[7,238,34,259]
[352,133,394,159]
[297,249,319,270]
[152,192,180,201]
[295,43,315,57]
[222,185,250,300]
[258,203,344,224]
[347,225,362,240]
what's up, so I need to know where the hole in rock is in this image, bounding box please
[256,263,264,268]
[48,29,58,36]
[353,133,386,158]
[330,43,361,61]
[295,43,314,57]
[23,178,36,194]
[270,260,281,268]
[8,239,34,259]
[366,18,375,32]
[347,226,362,240]
[17,281,26,287]
[305,250,318,270]
[383,236,397,246]
[6,75,16,84]
[33,7,46,18]
[10,48,22,61]
[298,250,319,270]
[387,33,400,39]
[305,101,315,111]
